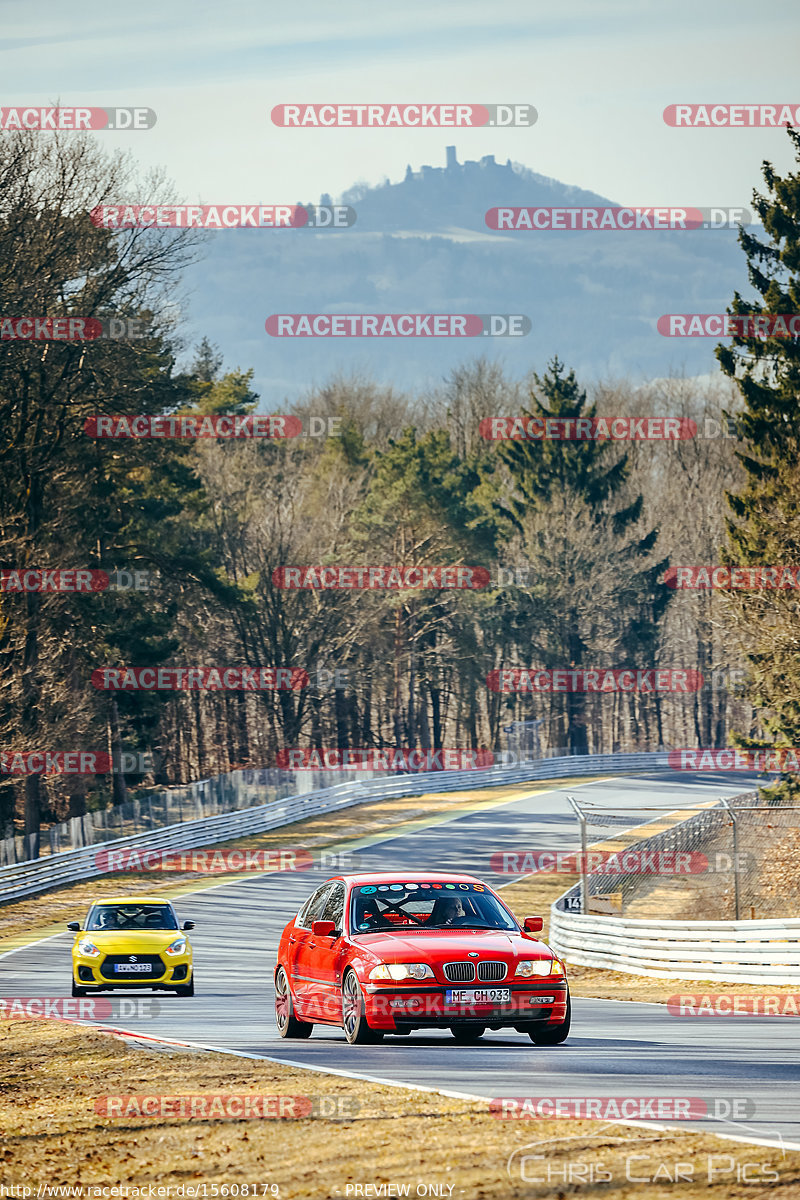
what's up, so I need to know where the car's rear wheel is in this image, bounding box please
[450,1025,485,1043]
[342,971,383,1044]
[275,966,313,1038]
[527,995,571,1044]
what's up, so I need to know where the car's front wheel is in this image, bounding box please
[175,977,195,997]
[342,971,382,1044]
[71,980,87,997]
[275,966,313,1038]
[527,995,571,1044]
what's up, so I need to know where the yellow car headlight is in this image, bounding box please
[77,940,101,958]
[369,963,434,982]
[164,938,187,957]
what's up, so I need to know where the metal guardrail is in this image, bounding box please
[549,906,800,983]
[0,751,669,905]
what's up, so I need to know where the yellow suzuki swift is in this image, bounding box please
[68,896,195,997]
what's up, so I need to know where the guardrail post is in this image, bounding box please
[720,797,740,920]
[566,793,588,914]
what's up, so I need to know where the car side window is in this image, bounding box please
[319,882,345,931]
[297,884,333,930]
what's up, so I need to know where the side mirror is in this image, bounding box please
[312,920,337,938]
[523,916,544,934]
[182,921,195,930]
[66,921,81,932]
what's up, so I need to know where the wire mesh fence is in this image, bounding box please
[566,791,800,920]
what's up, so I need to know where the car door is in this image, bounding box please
[287,883,334,1015]
[305,882,348,1024]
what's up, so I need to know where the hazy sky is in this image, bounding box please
[4,0,800,208]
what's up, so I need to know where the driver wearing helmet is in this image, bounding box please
[438,897,468,926]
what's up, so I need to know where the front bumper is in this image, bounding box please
[73,952,193,989]
[362,981,569,1030]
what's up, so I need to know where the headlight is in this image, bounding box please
[369,963,434,981]
[164,938,187,956]
[515,959,554,978]
[77,940,101,958]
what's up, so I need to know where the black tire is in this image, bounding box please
[450,1025,485,1043]
[342,970,383,1044]
[528,995,571,1044]
[71,980,87,997]
[274,966,313,1038]
[175,976,195,997]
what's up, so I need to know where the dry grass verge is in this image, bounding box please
[1,1019,798,1197]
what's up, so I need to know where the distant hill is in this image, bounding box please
[179,147,746,402]
[333,146,615,233]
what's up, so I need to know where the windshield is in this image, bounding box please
[87,904,179,931]
[349,882,517,933]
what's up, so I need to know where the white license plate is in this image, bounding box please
[114,963,151,974]
[445,988,511,1004]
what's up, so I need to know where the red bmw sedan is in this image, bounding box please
[274,872,570,1044]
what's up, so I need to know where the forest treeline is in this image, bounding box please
[2,126,799,852]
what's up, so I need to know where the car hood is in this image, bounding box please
[352,928,551,960]
[74,931,185,951]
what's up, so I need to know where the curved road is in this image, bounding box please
[2,770,798,1148]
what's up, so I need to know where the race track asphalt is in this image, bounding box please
[3,770,797,1148]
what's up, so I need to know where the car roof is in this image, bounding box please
[337,871,484,885]
[90,897,177,905]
